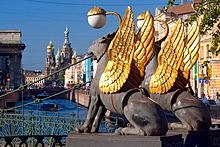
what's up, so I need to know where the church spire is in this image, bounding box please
[73,48,76,58]
[64,27,69,44]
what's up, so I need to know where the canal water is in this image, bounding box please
[15,98,117,133]
[16,98,124,132]
[16,98,88,119]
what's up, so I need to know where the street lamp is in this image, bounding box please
[87,6,122,29]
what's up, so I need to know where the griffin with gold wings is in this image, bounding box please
[99,10,200,95]
[149,19,201,94]
[99,7,155,94]
[77,6,211,136]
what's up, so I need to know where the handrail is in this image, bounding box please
[0,54,93,99]
[5,81,91,111]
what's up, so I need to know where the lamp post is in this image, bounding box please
[87,6,166,33]
[87,6,122,29]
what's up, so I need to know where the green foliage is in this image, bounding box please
[58,71,65,85]
[189,0,220,55]
[167,0,175,7]
[164,0,176,11]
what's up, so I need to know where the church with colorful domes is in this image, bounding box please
[44,27,77,87]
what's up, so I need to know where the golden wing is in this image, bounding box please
[132,11,155,79]
[149,19,185,94]
[99,7,135,94]
[179,21,200,80]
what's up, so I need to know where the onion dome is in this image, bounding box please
[47,41,54,50]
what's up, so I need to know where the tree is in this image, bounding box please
[189,0,220,55]
[164,0,176,11]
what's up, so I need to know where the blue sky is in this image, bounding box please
[0,0,183,70]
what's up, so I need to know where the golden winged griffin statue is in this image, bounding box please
[99,6,200,95]
[76,6,211,136]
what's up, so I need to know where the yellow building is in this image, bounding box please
[64,49,84,89]
[155,0,220,99]
[200,34,220,99]
[24,70,45,89]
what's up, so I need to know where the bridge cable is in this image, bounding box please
[0,54,93,99]
[5,81,91,111]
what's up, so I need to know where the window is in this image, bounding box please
[200,46,204,60]
[206,44,209,59]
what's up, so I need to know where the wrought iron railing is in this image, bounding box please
[0,135,67,147]
[0,109,124,146]
[0,109,81,146]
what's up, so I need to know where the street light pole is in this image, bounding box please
[87,6,122,29]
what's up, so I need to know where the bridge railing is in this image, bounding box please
[0,109,124,146]
[0,55,94,146]
[0,53,126,146]
[0,135,67,147]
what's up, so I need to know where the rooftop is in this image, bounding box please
[167,2,194,15]
[0,30,23,44]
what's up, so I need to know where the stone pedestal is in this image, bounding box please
[184,129,220,147]
[65,133,183,147]
[168,129,220,147]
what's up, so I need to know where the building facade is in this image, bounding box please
[82,55,93,89]
[60,27,73,68]
[44,28,73,87]
[45,41,56,75]
[0,30,25,90]
[23,70,45,89]
[45,27,73,76]
[64,49,78,88]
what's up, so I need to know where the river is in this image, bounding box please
[16,98,88,119]
[15,98,117,133]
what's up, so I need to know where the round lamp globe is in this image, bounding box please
[88,15,106,29]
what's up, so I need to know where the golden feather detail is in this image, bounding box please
[132,11,155,79]
[180,21,200,80]
[99,7,135,94]
[150,19,185,94]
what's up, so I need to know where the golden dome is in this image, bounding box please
[87,6,106,16]
[47,41,54,49]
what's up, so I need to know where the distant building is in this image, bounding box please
[44,27,95,89]
[45,41,56,75]
[0,30,25,90]
[75,55,84,84]
[64,49,77,88]
[45,27,73,75]
[60,27,73,68]
[44,27,73,86]
[63,48,85,89]
[82,55,93,89]
[23,70,45,88]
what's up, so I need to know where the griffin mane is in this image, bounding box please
[88,32,115,62]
